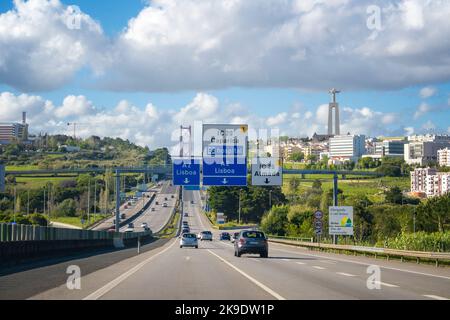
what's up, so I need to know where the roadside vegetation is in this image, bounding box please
[0,135,170,227]
[206,156,450,252]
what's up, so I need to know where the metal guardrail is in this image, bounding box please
[269,235,314,243]
[268,237,450,266]
[0,223,150,242]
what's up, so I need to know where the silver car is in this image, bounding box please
[180,233,198,249]
[199,231,213,241]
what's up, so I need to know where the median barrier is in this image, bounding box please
[0,223,151,265]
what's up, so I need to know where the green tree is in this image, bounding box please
[55,199,77,217]
[289,152,304,162]
[260,206,289,236]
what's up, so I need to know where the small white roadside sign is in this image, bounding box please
[329,206,354,236]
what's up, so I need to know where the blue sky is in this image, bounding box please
[0,0,449,148]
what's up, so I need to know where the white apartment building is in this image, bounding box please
[329,134,365,162]
[404,135,450,165]
[411,168,450,197]
[411,168,437,193]
[438,148,450,167]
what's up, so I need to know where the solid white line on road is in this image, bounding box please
[282,259,290,262]
[375,281,399,288]
[271,243,450,281]
[422,294,449,300]
[207,249,286,300]
[336,272,356,277]
[83,239,178,300]
[252,259,261,262]
[312,266,326,270]
[296,262,306,265]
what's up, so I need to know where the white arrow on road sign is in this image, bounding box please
[222,178,228,184]
[184,178,190,184]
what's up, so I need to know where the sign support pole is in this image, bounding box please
[115,170,121,233]
[333,173,338,245]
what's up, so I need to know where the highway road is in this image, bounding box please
[20,189,450,300]
[120,181,179,233]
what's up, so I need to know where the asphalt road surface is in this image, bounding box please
[16,189,449,300]
[120,181,179,233]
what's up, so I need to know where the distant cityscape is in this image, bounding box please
[1,90,450,199]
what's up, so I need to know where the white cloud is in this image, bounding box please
[404,126,415,136]
[401,0,425,30]
[419,86,437,98]
[414,102,431,119]
[2,0,450,92]
[0,0,107,91]
[266,113,288,127]
[55,95,95,118]
[1,91,409,150]
[422,120,436,131]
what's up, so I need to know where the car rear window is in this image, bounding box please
[242,231,265,239]
[183,234,196,238]
[202,231,211,234]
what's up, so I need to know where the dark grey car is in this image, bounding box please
[234,230,268,258]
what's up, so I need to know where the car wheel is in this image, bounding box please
[234,250,237,257]
[237,250,241,257]
[180,246,182,248]
[260,251,268,258]
[195,246,198,249]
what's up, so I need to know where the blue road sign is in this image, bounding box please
[203,158,247,176]
[173,159,201,186]
[203,176,247,186]
[202,157,247,187]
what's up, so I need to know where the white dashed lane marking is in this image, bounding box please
[336,272,356,277]
[312,266,326,270]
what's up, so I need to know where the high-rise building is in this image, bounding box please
[410,167,450,197]
[329,134,366,162]
[327,88,341,136]
[0,112,29,144]
[438,148,450,167]
[404,135,450,165]
[374,140,405,157]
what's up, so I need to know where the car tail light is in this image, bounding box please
[239,238,246,245]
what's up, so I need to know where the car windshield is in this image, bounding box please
[242,231,265,239]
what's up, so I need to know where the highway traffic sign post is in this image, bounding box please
[202,124,248,187]
[251,157,283,186]
[172,158,201,186]
[314,210,323,244]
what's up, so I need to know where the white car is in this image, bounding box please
[141,222,148,228]
[198,231,213,241]
[180,233,198,248]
